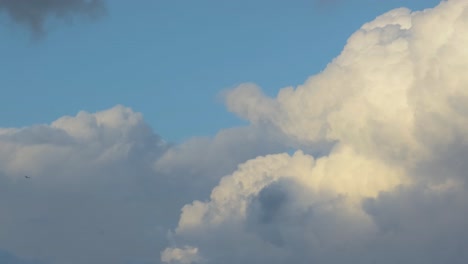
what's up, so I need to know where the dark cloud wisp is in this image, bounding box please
[0,0,105,36]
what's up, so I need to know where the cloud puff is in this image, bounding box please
[0,0,105,36]
[224,1,468,166]
[165,0,468,263]
[161,246,202,264]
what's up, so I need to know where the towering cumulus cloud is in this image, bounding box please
[0,0,105,36]
[2,0,468,263]
[163,1,468,263]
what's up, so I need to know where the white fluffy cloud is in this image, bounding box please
[165,0,468,263]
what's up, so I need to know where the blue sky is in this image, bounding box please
[0,0,440,143]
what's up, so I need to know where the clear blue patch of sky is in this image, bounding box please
[0,0,441,143]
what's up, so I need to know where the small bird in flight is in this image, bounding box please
[24,175,31,179]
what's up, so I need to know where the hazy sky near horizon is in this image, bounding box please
[3,1,468,264]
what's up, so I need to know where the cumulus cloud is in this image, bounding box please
[164,0,468,263]
[0,0,105,36]
[0,105,171,264]
[3,0,468,263]
[0,105,287,264]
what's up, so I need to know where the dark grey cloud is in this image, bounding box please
[245,181,291,247]
[0,0,105,36]
[362,184,468,264]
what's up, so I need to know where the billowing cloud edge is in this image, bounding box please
[163,0,468,263]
